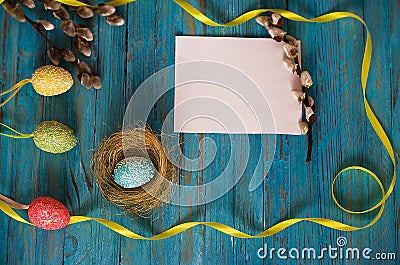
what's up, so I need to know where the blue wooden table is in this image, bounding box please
[0,0,398,264]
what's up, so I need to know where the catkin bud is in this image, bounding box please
[271,14,281,25]
[91,74,102,89]
[60,20,76,37]
[95,4,116,17]
[44,1,60,11]
[53,6,70,20]
[283,43,299,58]
[18,0,35,8]
[308,96,315,107]
[76,61,91,73]
[255,16,271,27]
[283,57,297,73]
[37,20,55,30]
[305,107,314,122]
[267,26,285,38]
[298,122,309,135]
[47,48,61,65]
[75,37,91,57]
[77,6,94,18]
[301,71,313,88]
[2,2,26,23]
[76,26,94,42]
[79,73,92,89]
[105,13,125,26]
[291,90,305,103]
[60,49,76,62]
[285,35,298,47]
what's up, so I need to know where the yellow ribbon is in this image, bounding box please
[0,1,396,240]
[53,0,135,7]
[0,78,32,108]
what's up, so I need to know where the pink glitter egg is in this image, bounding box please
[28,197,70,230]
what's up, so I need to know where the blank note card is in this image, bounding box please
[174,36,302,135]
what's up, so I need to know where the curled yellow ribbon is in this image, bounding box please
[54,0,135,7]
[0,0,396,240]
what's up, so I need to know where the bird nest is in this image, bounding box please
[91,127,177,215]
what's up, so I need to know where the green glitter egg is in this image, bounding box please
[113,157,155,189]
[33,121,77,154]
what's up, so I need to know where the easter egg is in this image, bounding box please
[28,197,70,230]
[31,65,73,96]
[33,121,77,154]
[113,157,155,188]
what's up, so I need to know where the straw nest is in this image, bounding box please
[91,127,177,214]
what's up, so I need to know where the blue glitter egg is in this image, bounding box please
[113,157,155,188]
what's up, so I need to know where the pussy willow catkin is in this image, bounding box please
[0,65,73,107]
[0,120,77,154]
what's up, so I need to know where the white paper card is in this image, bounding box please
[174,36,302,135]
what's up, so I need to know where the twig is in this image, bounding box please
[2,0,102,89]
[24,15,57,49]
[257,14,316,162]
[293,52,315,162]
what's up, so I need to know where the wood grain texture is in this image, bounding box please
[0,0,398,264]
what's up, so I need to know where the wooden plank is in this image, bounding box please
[199,1,242,264]
[269,1,324,265]
[151,1,196,264]
[59,1,106,263]
[389,0,400,263]
[83,5,128,265]
[2,5,65,265]
[319,1,371,264]
[61,2,127,264]
[0,0,398,264]
[362,0,396,263]
[230,1,291,264]
[0,11,20,265]
[33,5,77,265]
[176,2,209,263]
[312,1,364,264]
[119,1,154,264]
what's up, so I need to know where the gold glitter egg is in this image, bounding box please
[31,65,73,96]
